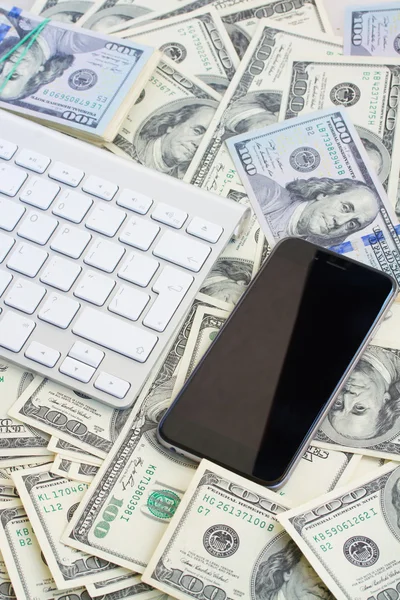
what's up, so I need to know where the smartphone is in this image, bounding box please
[158,238,397,488]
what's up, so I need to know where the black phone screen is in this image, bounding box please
[159,238,395,485]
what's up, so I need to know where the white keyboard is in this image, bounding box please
[0,111,247,408]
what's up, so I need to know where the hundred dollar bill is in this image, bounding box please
[106,57,221,180]
[51,455,99,483]
[119,8,239,93]
[142,459,334,600]
[54,588,166,600]
[86,574,165,599]
[61,296,225,573]
[31,0,95,23]
[199,189,263,307]
[0,480,19,501]
[104,0,233,35]
[86,572,141,597]
[8,378,132,459]
[0,552,15,600]
[47,437,103,466]
[280,57,400,206]
[279,461,400,600]
[184,21,341,196]
[172,306,227,398]
[62,379,197,573]
[0,456,53,480]
[344,3,400,57]
[227,108,400,284]
[350,455,386,481]
[315,302,400,461]
[0,361,49,457]
[220,0,333,58]
[0,5,157,142]
[0,499,57,600]
[79,0,215,31]
[12,466,127,589]
[278,447,361,505]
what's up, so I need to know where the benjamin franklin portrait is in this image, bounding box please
[222,91,282,141]
[392,476,400,529]
[85,4,152,32]
[0,8,104,102]
[200,257,252,306]
[134,99,218,179]
[357,127,391,185]
[223,22,252,59]
[327,346,400,441]
[250,173,381,247]
[253,538,333,600]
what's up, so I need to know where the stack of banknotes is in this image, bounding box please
[2,0,400,599]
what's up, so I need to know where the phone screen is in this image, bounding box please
[159,239,395,485]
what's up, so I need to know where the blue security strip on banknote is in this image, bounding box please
[226,107,400,284]
[0,3,156,140]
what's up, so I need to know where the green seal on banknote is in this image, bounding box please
[147,490,180,520]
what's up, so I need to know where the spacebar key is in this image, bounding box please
[72,307,158,362]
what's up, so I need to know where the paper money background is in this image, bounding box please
[2,1,400,600]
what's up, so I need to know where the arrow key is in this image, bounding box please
[60,356,95,383]
[25,341,60,367]
[68,341,104,368]
[95,371,130,399]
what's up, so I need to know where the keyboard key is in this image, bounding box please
[0,164,27,196]
[15,149,50,174]
[68,341,104,368]
[25,341,60,368]
[52,190,93,223]
[94,372,130,399]
[60,356,95,383]
[0,271,12,296]
[72,306,158,362]
[152,203,187,229]
[0,311,35,352]
[0,198,25,232]
[119,216,159,251]
[51,225,91,259]
[40,256,81,291]
[84,237,125,273]
[109,285,149,321]
[74,270,115,306]
[5,278,46,314]
[0,233,14,262]
[7,242,48,277]
[0,139,17,160]
[82,176,118,201]
[18,211,58,245]
[143,266,193,332]
[187,217,223,243]
[86,204,125,237]
[116,189,152,214]
[48,162,84,187]
[38,293,80,329]
[20,176,59,210]
[118,251,159,287]
[153,230,211,272]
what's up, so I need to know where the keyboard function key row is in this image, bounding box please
[15,149,50,174]
[0,139,17,160]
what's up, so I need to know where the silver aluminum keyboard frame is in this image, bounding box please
[0,111,247,408]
